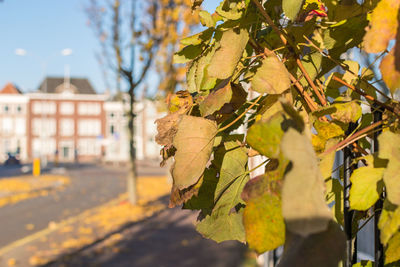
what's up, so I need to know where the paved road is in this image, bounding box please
[0,161,166,248]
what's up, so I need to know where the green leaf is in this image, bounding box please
[379,131,400,206]
[385,231,400,264]
[196,140,249,243]
[243,190,284,253]
[319,139,339,180]
[281,129,333,236]
[242,162,287,253]
[246,112,285,159]
[180,28,214,46]
[208,28,249,79]
[380,49,400,95]
[184,167,218,216]
[251,56,291,94]
[331,98,362,123]
[342,60,360,85]
[349,155,384,210]
[378,200,400,245]
[277,221,345,267]
[199,11,216,28]
[172,115,217,189]
[323,15,368,58]
[199,81,233,117]
[363,0,399,53]
[216,0,248,20]
[214,140,248,203]
[326,178,344,225]
[173,45,203,64]
[283,0,304,21]
[314,120,344,140]
[196,208,246,242]
[195,44,218,91]
[313,98,362,124]
[186,60,198,93]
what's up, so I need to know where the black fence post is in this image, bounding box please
[373,104,384,267]
[343,122,358,267]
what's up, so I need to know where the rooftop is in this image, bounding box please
[38,77,96,95]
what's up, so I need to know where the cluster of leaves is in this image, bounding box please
[156,0,400,265]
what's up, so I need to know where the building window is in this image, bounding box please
[78,119,101,136]
[16,105,22,113]
[78,139,100,155]
[4,105,9,114]
[109,112,114,118]
[32,138,56,156]
[32,118,56,136]
[15,118,26,135]
[110,125,114,135]
[2,118,13,134]
[60,119,74,136]
[78,102,101,115]
[60,102,74,115]
[32,101,56,114]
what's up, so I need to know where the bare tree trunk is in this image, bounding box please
[127,87,137,204]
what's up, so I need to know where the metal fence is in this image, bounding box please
[264,105,385,267]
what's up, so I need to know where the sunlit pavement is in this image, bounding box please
[46,208,245,267]
[0,162,245,267]
[0,164,128,248]
[0,160,166,247]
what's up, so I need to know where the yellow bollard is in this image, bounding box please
[33,158,41,176]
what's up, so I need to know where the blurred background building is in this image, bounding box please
[0,83,29,162]
[0,78,162,164]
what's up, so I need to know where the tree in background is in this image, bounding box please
[86,0,199,204]
[156,0,400,266]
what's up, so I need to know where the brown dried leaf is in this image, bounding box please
[155,113,182,146]
[172,115,217,189]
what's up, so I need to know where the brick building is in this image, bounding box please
[0,78,163,164]
[27,77,107,162]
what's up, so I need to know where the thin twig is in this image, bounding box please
[321,121,384,156]
[218,94,263,132]
[296,58,328,106]
[251,0,288,46]
[303,35,390,101]
[332,76,396,115]
[315,79,327,104]
[289,73,319,111]
[357,213,375,233]
[361,50,388,77]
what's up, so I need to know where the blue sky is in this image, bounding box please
[0,0,219,94]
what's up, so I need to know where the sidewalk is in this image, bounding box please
[46,207,246,267]
[0,176,245,267]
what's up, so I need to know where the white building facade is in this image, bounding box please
[103,98,163,163]
[0,86,29,162]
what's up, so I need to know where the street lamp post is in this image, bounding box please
[15,48,72,168]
